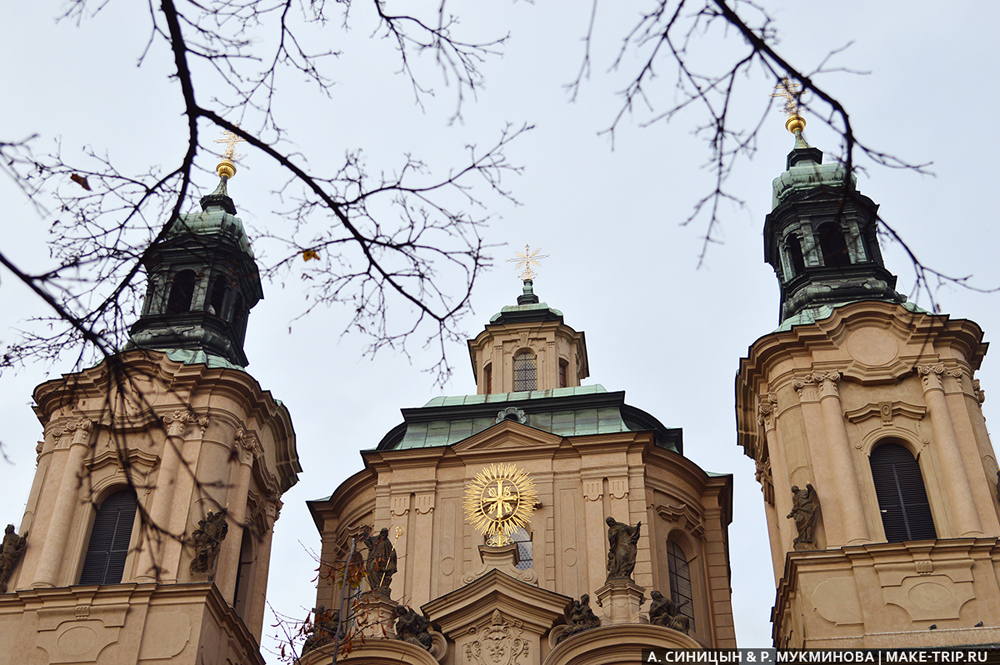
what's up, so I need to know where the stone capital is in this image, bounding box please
[162,409,208,438]
[62,418,94,447]
[917,363,946,392]
[233,425,262,466]
[757,393,778,430]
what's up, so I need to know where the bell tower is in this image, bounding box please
[0,147,301,665]
[736,90,1000,648]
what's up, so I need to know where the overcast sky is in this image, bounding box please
[3,1,1000,655]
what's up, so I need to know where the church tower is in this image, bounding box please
[736,98,1000,647]
[303,264,736,664]
[0,147,300,665]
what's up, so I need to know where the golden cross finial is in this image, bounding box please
[771,77,806,135]
[214,129,245,161]
[771,77,801,116]
[507,244,549,281]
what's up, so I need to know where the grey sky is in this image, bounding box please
[2,1,999,655]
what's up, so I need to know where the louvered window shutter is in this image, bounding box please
[870,443,936,543]
[79,489,138,585]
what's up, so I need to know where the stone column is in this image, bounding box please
[32,419,92,588]
[134,410,204,582]
[215,427,256,603]
[814,372,870,545]
[919,364,983,536]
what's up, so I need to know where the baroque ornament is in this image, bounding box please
[464,609,529,665]
[464,463,537,547]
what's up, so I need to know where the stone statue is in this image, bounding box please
[605,516,641,580]
[302,606,340,653]
[190,511,229,574]
[395,604,433,650]
[0,524,27,592]
[362,525,397,595]
[648,590,691,634]
[557,593,601,643]
[787,484,819,549]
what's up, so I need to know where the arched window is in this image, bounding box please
[483,363,493,394]
[231,294,248,343]
[512,351,537,392]
[870,442,936,542]
[510,527,533,569]
[165,270,196,314]
[666,539,695,630]
[817,222,851,268]
[785,235,806,276]
[208,277,227,316]
[79,489,138,585]
[233,529,256,616]
[559,358,569,388]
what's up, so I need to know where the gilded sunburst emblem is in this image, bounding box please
[464,463,537,546]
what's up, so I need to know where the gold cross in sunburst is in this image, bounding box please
[214,128,245,161]
[507,244,549,281]
[771,77,802,116]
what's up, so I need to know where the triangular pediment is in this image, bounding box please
[422,568,569,636]
[451,419,564,454]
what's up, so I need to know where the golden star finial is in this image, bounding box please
[771,77,806,135]
[213,128,245,179]
[507,244,549,282]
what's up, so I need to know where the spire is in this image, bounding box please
[127,132,263,367]
[762,79,903,325]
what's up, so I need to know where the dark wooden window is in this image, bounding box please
[818,222,851,268]
[484,363,493,394]
[558,359,569,388]
[786,235,806,276]
[208,278,227,316]
[870,442,937,542]
[512,351,537,392]
[667,539,695,629]
[79,489,137,585]
[165,270,196,314]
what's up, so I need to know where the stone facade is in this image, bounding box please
[0,350,300,663]
[306,293,736,662]
[737,300,1000,646]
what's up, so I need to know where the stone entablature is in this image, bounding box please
[308,418,736,650]
[772,538,1000,648]
[9,349,300,643]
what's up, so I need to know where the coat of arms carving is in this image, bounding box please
[463,609,529,665]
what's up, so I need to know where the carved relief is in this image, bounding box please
[608,477,628,500]
[757,393,778,430]
[917,364,946,392]
[162,409,207,437]
[415,493,435,515]
[463,609,529,665]
[581,479,602,502]
[390,495,410,517]
[974,379,986,404]
[652,503,705,538]
[234,425,262,465]
[844,401,926,425]
[495,407,527,424]
[189,511,228,575]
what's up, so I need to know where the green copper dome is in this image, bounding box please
[771,133,854,209]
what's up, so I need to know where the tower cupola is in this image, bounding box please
[763,90,903,324]
[467,246,589,394]
[129,155,263,367]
